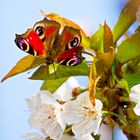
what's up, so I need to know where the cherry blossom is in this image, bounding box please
[62,91,103,136]
[129,84,140,116]
[23,133,45,140]
[27,90,65,140]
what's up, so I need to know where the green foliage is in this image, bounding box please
[91,25,104,52]
[91,23,114,73]
[113,0,140,43]
[29,62,89,92]
[91,22,113,52]
[125,56,140,74]
[41,78,68,93]
[114,75,129,93]
[117,32,140,64]
[123,74,140,90]
[30,61,89,80]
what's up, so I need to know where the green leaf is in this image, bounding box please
[114,74,129,92]
[30,61,89,80]
[91,23,113,52]
[124,55,140,75]
[90,23,114,72]
[117,32,140,64]
[33,61,89,92]
[118,79,129,93]
[90,23,115,73]
[123,74,140,90]
[91,23,114,73]
[81,36,91,49]
[90,25,104,52]
[102,111,128,126]
[29,65,50,80]
[1,55,46,82]
[41,77,68,92]
[97,51,114,73]
[113,0,140,43]
[55,62,89,77]
[104,22,114,52]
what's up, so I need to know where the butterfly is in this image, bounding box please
[15,18,84,66]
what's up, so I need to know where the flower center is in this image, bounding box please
[87,109,98,119]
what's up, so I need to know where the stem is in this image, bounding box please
[112,127,114,140]
[102,110,128,126]
[64,126,72,133]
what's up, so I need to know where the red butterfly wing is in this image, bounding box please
[15,30,46,57]
[56,46,84,66]
[15,18,60,59]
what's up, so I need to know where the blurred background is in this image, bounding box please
[0,0,129,139]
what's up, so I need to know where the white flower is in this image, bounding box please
[23,133,45,140]
[62,91,103,136]
[61,134,94,140]
[60,134,76,140]
[26,93,41,111]
[54,76,81,101]
[27,90,65,140]
[98,124,112,140]
[136,6,140,24]
[23,133,94,140]
[77,134,95,140]
[129,84,140,116]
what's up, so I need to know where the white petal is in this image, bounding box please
[28,104,64,140]
[72,118,94,135]
[60,134,76,140]
[62,100,89,124]
[54,107,66,130]
[62,91,102,136]
[28,104,55,129]
[130,84,140,96]
[63,91,102,123]
[44,120,64,140]
[26,94,41,110]
[92,117,102,135]
[129,93,140,103]
[76,91,93,109]
[39,90,60,107]
[54,77,80,101]
[99,124,113,140]
[78,134,95,140]
[133,102,140,116]
[130,84,140,103]
[95,99,103,112]
[23,133,44,140]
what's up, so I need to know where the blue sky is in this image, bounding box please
[0,0,128,139]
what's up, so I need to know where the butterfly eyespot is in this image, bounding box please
[17,38,29,52]
[66,57,81,66]
[35,26,45,36]
[68,37,80,49]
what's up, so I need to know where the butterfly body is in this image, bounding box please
[15,18,83,66]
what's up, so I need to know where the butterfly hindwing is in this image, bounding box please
[56,46,84,66]
[55,26,83,66]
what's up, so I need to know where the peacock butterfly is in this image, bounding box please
[15,18,84,66]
